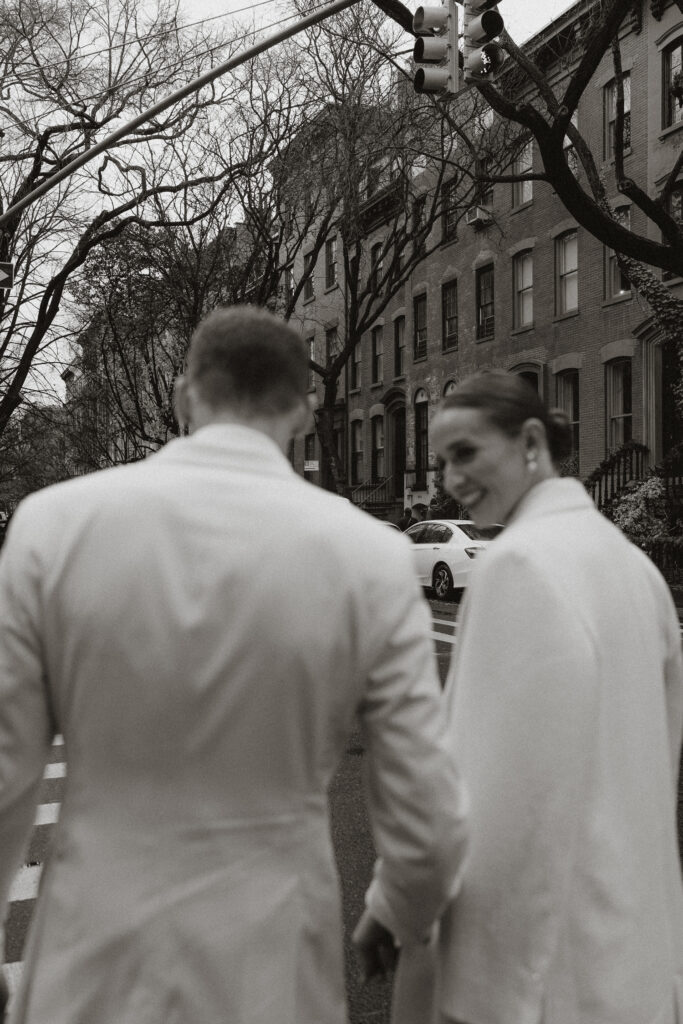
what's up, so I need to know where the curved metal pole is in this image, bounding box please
[0,0,360,229]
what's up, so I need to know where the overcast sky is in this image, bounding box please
[176,0,577,46]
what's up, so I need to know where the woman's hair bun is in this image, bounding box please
[546,408,573,464]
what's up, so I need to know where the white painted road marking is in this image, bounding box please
[34,802,60,826]
[9,864,41,902]
[43,762,66,779]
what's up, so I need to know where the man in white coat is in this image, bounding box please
[0,306,468,1024]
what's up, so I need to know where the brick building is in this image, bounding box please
[289,0,683,520]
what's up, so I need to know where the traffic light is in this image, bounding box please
[463,0,505,83]
[412,0,459,96]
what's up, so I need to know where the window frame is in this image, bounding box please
[414,390,429,491]
[605,357,633,450]
[663,37,683,129]
[350,420,364,485]
[513,250,534,329]
[371,325,384,384]
[325,236,338,289]
[511,140,534,208]
[413,294,428,360]
[475,264,495,339]
[555,231,578,316]
[350,340,362,391]
[555,368,580,459]
[394,316,405,377]
[442,178,459,242]
[371,415,385,481]
[603,72,631,159]
[441,280,458,351]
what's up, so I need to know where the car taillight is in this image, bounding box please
[464,546,482,559]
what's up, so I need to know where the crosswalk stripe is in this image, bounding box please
[54,736,64,745]
[431,617,457,629]
[430,630,457,645]
[9,864,41,902]
[35,802,60,826]
[43,762,66,779]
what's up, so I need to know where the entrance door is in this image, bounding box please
[392,407,406,499]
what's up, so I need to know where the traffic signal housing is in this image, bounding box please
[463,0,505,83]
[413,0,459,96]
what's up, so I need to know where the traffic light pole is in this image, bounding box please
[0,0,362,230]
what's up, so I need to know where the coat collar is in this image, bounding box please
[506,476,594,528]
[154,423,295,478]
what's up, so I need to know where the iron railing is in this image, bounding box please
[350,475,393,507]
[584,441,648,510]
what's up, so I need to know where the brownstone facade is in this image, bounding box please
[291,1,683,516]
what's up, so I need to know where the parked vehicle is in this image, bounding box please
[404,519,501,599]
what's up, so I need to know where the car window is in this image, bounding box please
[456,523,502,541]
[405,524,427,543]
[429,525,450,544]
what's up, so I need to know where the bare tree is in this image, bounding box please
[0,0,263,437]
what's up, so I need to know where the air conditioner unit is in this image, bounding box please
[465,205,492,226]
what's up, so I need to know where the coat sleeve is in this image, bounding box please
[359,553,468,945]
[442,545,598,992]
[0,504,54,960]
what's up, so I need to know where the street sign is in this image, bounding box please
[304,461,319,472]
[0,262,14,289]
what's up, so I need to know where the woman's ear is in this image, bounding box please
[520,417,547,454]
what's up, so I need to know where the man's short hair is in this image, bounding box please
[186,305,309,415]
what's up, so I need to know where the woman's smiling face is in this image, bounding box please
[431,405,535,527]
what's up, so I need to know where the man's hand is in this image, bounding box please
[352,909,399,983]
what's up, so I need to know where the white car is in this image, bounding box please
[404,519,501,599]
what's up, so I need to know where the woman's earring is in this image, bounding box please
[526,455,538,473]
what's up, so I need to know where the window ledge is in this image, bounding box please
[393,373,406,382]
[475,333,494,343]
[324,282,339,294]
[510,200,533,214]
[511,323,535,336]
[602,292,632,308]
[348,387,361,395]
[552,310,580,323]
[303,295,315,305]
[659,121,683,142]
[441,235,458,248]
[603,148,633,166]
[663,273,683,285]
[413,355,427,363]
[442,342,458,352]
[370,381,383,390]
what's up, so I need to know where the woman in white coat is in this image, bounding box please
[420,371,683,1024]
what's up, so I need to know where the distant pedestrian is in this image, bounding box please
[0,305,467,1024]
[397,507,413,531]
[407,502,428,528]
[394,370,683,1024]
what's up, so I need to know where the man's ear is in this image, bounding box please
[173,375,191,433]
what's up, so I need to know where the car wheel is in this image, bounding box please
[432,563,454,600]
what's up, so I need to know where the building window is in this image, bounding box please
[304,433,316,462]
[476,157,494,207]
[325,326,339,362]
[414,389,429,490]
[306,336,315,390]
[563,112,580,176]
[443,379,457,397]
[555,231,578,315]
[663,37,683,129]
[556,369,580,458]
[371,416,385,480]
[442,178,459,242]
[605,207,631,299]
[325,236,337,288]
[371,326,383,384]
[350,341,361,390]
[604,72,631,158]
[303,251,315,301]
[513,250,534,328]
[369,242,383,293]
[394,317,405,377]
[606,358,632,449]
[475,265,495,339]
[511,141,533,207]
[664,182,683,281]
[350,420,364,485]
[413,294,427,359]
[441,280,458,351]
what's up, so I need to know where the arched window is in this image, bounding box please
[443,380,457,397]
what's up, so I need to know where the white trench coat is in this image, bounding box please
[0,425,467,1024]
[429,478,683,1024]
